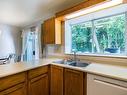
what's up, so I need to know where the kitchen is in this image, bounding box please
[0,0,127,95]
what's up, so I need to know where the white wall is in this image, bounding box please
[0,24,21,58]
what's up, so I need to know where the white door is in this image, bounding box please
[22,27,39,61]
[87,74,127,95]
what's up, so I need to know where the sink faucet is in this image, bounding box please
[73,51,77,62]
[65,50,80,63]
[72,50,80,62]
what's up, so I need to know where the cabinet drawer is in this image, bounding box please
[0,72,26,91]
[0,82,26,95]
[28,66,48,79]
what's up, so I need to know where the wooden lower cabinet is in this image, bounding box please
[84,73,87,95]
[50,65,63,95]
[64,68,84,95]
[28,74,49,95]
[0,83,26,95]
[0,72,27,95]
[0,65,87,95]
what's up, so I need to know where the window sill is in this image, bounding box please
[65,52,127,59]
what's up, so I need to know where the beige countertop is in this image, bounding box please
[85,63,127,82]
[0,58,127,82]
[0,58,55,78]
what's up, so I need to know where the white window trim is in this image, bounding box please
[125,13,127,56]
[66,52,127,59]
[65,5,127,57]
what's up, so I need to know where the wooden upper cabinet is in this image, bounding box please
[64,68,84,95]
[43,17,62,44]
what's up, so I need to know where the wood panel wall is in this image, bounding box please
[56,0,107,17]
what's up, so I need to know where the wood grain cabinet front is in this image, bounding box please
[28,74,49,95]
[0,65,87,95]
[28,66,48,79]
[64,68,84,95]
[0,72,26,92]
[50,65,63,95]
[0,72,27,95]
[0,83,27,95]
[43,17,62,44]
[28,66,49,95]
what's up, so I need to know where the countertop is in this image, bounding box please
[0,58,127,82]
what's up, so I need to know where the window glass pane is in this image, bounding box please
[71,22,92,53]
[94,14,126,54]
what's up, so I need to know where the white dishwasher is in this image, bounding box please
[87,74,127,95]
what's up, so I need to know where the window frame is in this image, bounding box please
[65,12,127,57]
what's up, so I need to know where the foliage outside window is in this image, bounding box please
[71,22,92,53]
[71,14,126,55]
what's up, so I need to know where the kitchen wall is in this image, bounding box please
[0,24,21,58]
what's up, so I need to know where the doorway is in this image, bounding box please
[22,27,39,61]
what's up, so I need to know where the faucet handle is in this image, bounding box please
[64,57,73,62]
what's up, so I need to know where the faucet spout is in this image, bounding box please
[73,51,77,62]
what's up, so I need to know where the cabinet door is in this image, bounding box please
[64,69,83,95]
[43,18,55,44]
[50,65,63,95]
[43,20,49,44]
[0,83,26,95]
[28,74,49,95]
[49,17,55,44]
[84,73,87,95]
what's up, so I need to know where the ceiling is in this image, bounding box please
[0,0,83,27]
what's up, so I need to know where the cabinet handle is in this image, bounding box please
[31,74,47,83]
[94,78,127,91]
[0,83,24,94]
[65,69,82,75]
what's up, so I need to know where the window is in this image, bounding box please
[71,21,92,53]
[94,14,126,54]
[65,5,127,56]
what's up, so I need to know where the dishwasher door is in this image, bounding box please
[87,74,127,95]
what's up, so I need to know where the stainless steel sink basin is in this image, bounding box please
[68,62,89,67]
[53,60,65,64]
[53,60,90,67]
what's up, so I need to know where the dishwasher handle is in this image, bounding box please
[94,78,127,91]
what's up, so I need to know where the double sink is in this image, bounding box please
[53,60,90,67]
